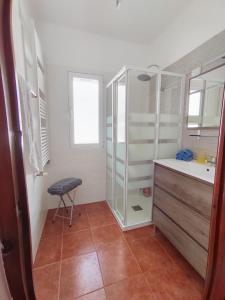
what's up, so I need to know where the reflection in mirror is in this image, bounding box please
[187,64,225,128]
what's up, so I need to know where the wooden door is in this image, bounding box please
[0,1,35,299]
[203,85,225,299]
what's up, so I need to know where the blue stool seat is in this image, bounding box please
[47,177,82,227]
[48,178,82,196]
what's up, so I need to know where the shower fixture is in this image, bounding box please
[116,0,123,8]
[137,73,152,81]
[137,64,160,82]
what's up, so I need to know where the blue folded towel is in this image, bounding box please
[176,149,193,161]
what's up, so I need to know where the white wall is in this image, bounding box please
[36,21,150,208]
[12,0,47,260]
[148,0,225,69]
[36,21,150,74]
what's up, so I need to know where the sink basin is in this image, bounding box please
[154,158,215,184]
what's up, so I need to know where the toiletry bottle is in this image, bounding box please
[196,150,207,164]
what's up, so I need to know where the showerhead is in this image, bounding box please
[137,64,160,82]
[137,73,152,81]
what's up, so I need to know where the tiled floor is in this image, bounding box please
[33,201,204,300]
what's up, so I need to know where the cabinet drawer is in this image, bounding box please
[153,207,208,278]
[154,186,209,250]
[154,164,213,220]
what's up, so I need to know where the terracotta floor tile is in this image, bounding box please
[41,218,63,239]
[123,225,155,244]
[85,201,109,213]
[145,264,202,300]
[34,235,62,267]
[155,233,186,263]
[34,205,204,300]
[97,241,141,286]
[129,236,170,272]
[87,210,116,228]
[91,224,124,249]
[155,233,204,293]
[147,290,175,300]
[33,262,60,300]
[63,210,90,234]
[76,289,106,300]
[60,252,103,299]
[187,271,204,294]
[105,274,154,300]
[62,229,95,259]
[74,204,90,214]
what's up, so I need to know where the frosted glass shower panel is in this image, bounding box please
[128,144,155,161]
[126,70,156,226]
[158,74,182,159]
[105,66,183,228]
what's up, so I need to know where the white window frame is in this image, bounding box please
[68,72,103,148]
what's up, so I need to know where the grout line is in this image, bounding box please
[122,231,144,275]
[152,233,181,265]
[89,222,117,230]
[86,206,116,229]
[120,227,165,289]
[86,207,140,293]
[62,227,90,236]
[88,212,106,289]
[33,260,61,270]
[74,287,106,299]
[89,208,146,291]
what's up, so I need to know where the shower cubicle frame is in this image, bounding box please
[106,65,185,230]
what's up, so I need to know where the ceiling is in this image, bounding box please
[31,0,193,45]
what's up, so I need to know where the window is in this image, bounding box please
[69,72,102,145]
[188,91,201,116]
[188,91,202,128]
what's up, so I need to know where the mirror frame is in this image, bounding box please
[186,62,225,130]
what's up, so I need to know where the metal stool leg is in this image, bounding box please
[69,204,73,227]
[61,197,69,215]
[52,196,63,223]
[67,190,77,227]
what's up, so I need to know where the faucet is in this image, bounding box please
[207,155,216,166]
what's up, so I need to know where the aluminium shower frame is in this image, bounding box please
[106,65,185,230]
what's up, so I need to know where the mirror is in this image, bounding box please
[187,64,225,128]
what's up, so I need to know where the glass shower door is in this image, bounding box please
[114,75,126,223]
[126,70,157,226]
[158,74,183,159]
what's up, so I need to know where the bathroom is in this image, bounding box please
[1,0,225,299]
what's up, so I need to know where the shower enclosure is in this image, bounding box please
[106,66,184,229]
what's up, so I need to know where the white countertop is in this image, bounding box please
[154,158,215,184]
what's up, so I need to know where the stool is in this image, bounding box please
[48,177,82,227]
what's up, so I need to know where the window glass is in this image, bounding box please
[188,92,201,116]
[72,76,100,144]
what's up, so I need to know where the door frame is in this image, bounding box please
[0,0,35,299]
[203,84,225,299]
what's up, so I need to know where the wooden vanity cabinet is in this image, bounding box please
[153,163,213,278]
